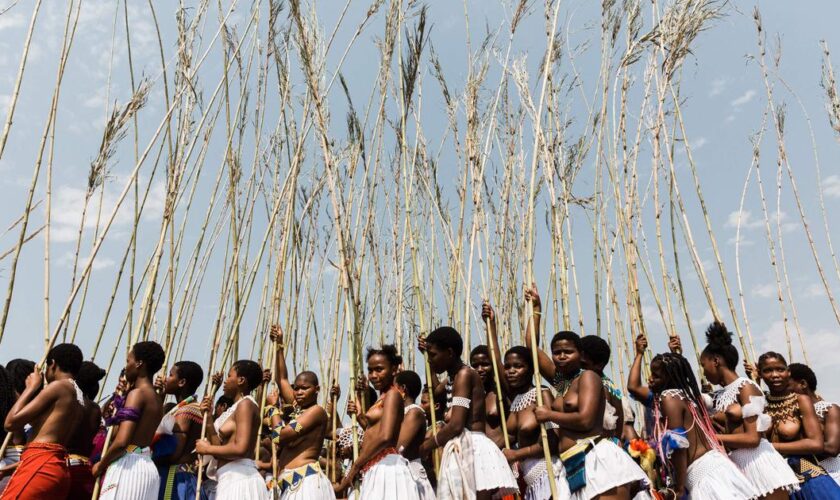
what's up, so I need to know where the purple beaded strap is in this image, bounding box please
[105,393,142,425]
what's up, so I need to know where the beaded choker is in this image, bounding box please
[553,369,583,398]
[766,392,799,425]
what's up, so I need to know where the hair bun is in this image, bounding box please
[704,321,733,347]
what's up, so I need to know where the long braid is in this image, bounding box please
[653,353,704,408]
[651,353,724,464]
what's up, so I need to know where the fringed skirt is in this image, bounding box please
[359,453,420,500]
[469,431,517,495]
[215,459,268,500]
[729,438,799,497]
[100,446,159,500]
[570,439,648,500]
[521,455,570,500]
[686,449,758,500]
[408,458,435,500]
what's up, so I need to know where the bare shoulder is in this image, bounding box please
[659,392,686,410]
[797,394,817,413]
[738,380,762,398]
[455,365,479,385]
[236,398,259,422]
[577,370,602,395]
[406,406,425,423]
[540,387,554,403]
[305,404,327,422]
[47,379,71,397]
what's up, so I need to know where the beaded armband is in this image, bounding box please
[271,418,303,443]
[451,396,471,409]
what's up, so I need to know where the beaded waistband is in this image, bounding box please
[279,462,323,493]
[361,447,399,474]
[68,454,91,466]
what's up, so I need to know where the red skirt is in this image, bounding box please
[0,442,70,500]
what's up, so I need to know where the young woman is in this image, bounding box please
[479,300,565,499]
[470,345,506,448]
[418,326,517,500]
[628,335,756,499]
[3,344,86,499]
[579,335,625,443]
[699,322,798,498]
[67,361,106,499]
[269,325,334,500]
[788,363,840,485]
[95,341,165,500]
[0,359,35,495]
[395,370,435,500]
[196,360,268,500]
[758,352,840,498]
[154,360,206,500]
[533,328,646,500]
[333,345,419,499]
[502,345,569,500]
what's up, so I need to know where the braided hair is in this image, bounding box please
[651,352,704,408]
[651,352,724,469]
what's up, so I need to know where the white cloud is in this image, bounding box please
[726,209,798,233]
[731,89,756,107]
[802,283,826,298]
[83,86,109,110]
[678,137,708,156]
[727,236,754,247]
[0,12,25,32]
[824,175,840,198]
[751,283,777,298]
[642,303,665,331]
[697,310,715,324]
[691,137,708,150]
[725,210,763,229]
[755,322,840,383]
[709,77,727,97]
[92,257,115,270]
[49,176,165,243]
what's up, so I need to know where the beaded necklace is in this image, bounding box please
[766,392,799,423]
[766,392,800,441]
[553,369,583,398]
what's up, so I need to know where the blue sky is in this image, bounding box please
[0,0,839,401]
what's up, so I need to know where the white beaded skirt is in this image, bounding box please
[729,438,800,496]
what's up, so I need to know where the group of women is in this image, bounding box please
[0,282,838,500]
